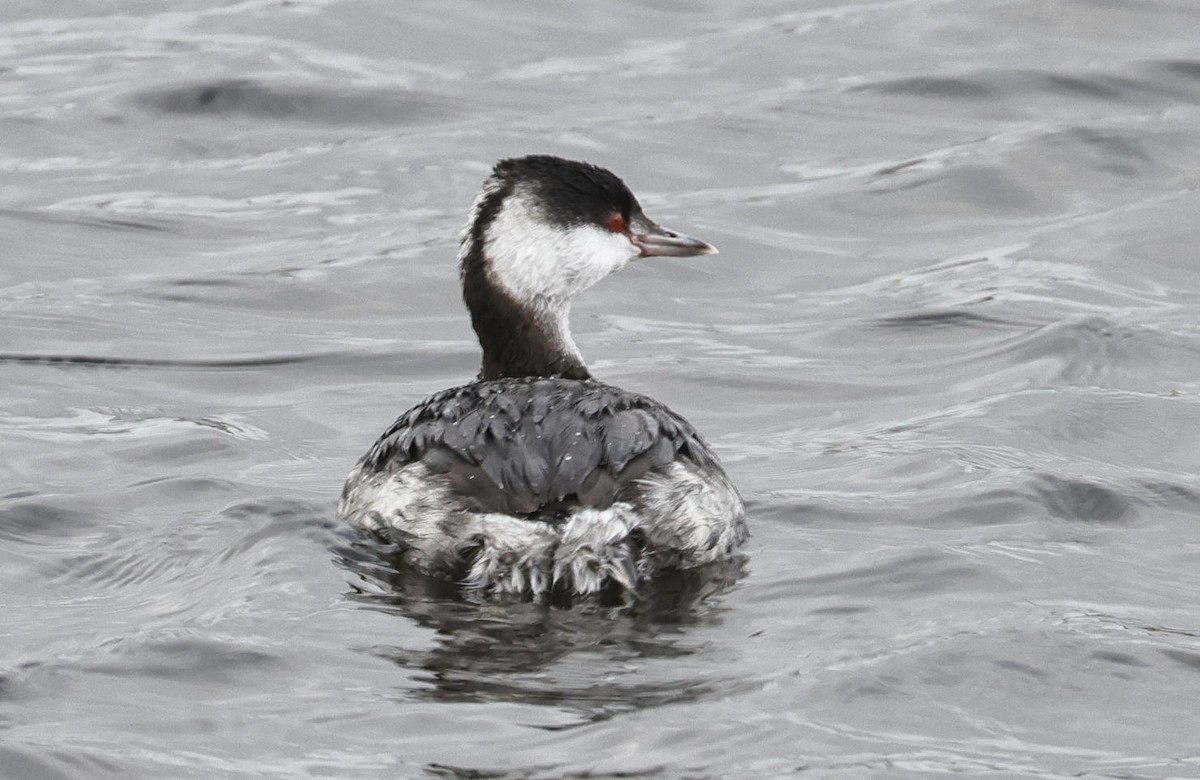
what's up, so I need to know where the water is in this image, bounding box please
[3,1,1200,777]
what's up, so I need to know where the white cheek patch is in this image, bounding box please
[483,188,638,305]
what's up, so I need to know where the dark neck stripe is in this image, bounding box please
[460,208,590,381]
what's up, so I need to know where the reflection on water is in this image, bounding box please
[336,537,744,723]
[3,0,1200,776]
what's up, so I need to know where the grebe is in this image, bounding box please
[338,155,746,597]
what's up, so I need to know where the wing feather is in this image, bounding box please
[357,378,712,516]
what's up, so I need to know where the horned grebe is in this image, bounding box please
[338,155,746,598]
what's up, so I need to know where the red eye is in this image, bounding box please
[607,213,627,233]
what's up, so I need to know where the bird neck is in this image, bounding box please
[461,248,591,381]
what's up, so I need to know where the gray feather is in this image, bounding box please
[358,378,708,516]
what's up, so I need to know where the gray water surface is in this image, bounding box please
[3,1,1200,777]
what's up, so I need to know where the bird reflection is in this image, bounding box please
[333,537,746,724]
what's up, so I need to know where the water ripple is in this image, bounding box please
[131,79,460,126]
[852,61,1200,107]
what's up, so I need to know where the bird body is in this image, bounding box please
[339,156,746,597]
